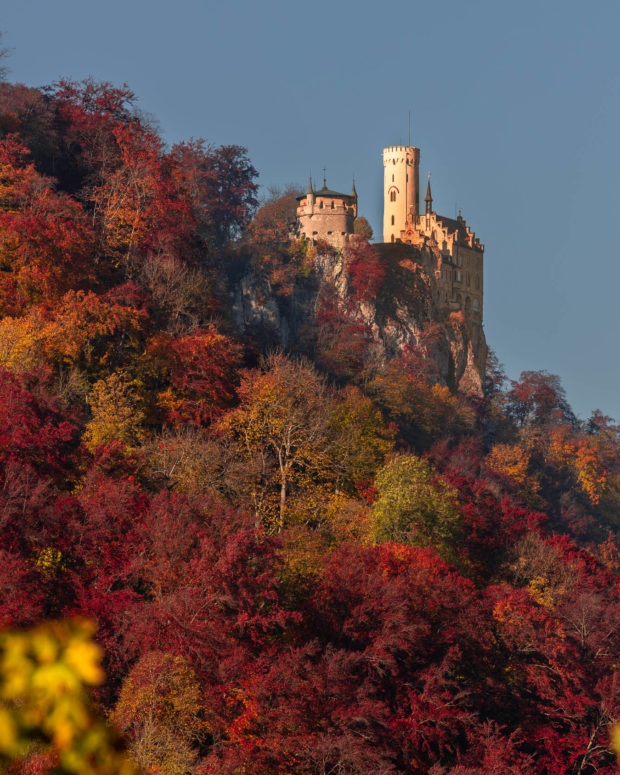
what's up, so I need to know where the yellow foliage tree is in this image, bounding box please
[0,313,44,372]
[112,652,204,775]
[546,427,607,505]
[83,373,145,452]
[367,361,475,451]
[219,353,333,531]
[485,442,541,502]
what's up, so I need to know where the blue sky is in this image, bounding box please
[3,0,620,420]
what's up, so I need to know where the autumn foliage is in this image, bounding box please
[1,76,620,775]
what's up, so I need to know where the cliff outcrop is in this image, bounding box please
[227,240,487,394]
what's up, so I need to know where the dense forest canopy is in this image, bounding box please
[0,74,619,774]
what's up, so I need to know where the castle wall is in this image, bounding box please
[398,208,484,328]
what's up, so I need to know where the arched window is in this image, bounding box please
[391,215,395,225]
[390,190,396,202]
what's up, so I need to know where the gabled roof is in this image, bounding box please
[434,214,482,250]
[435,214,469,241]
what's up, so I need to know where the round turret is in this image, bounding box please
[295,178,358,249]
[383,145,420,243]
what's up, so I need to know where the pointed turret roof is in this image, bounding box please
[351,177,357,198]
[308,176,314,194]
[425,176,432,203]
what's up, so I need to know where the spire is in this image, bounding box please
[351,176,357,198]
[322,167,327,190]
[308,175,314,195]
[425,173,433,215]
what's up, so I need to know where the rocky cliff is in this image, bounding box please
[227,240,487,394]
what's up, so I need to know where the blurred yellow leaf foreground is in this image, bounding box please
[0,618,139,774]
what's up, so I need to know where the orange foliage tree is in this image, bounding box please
[0,138,95,315]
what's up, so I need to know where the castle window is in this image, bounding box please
[392,159,395,165]
[466,272,470,286]
[473,298,479,313]
[391,215,394,225]
[327,231,332,235]
[475,275,480,289]
[331,201,334,209]
[319,201,323,209]
[390,191,396,202]
[392,174,394,182]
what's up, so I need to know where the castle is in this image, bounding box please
[295,143,484,331]
[382,145,484,326]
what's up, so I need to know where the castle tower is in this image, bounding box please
[296,176,357,249]
[383,145,420,243]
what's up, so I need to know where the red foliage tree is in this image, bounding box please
[344,239,385,303]
[507,370,576,429]
[313,286,374,380]
[170,140,258,249]
[146,327,243,426]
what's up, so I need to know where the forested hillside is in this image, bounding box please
[0,78,619,774]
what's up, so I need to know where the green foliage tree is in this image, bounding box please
[371,454,462,562]
[329,385,394,494]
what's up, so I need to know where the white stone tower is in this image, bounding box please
[383,145,420,243]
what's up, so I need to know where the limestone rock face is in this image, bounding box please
[228,242,487,395]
